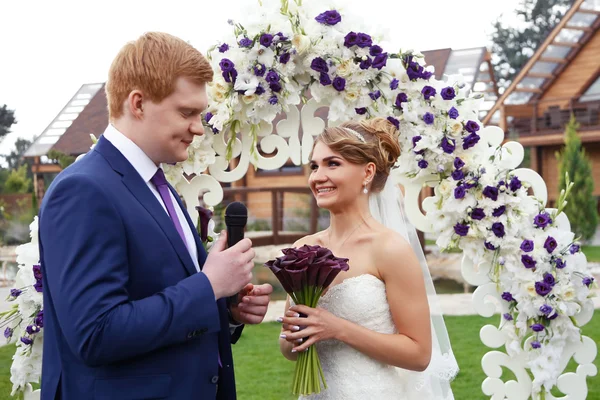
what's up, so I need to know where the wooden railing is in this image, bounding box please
[221,186,319,247]
[509,99,600,136]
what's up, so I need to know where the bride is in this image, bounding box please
[278,118,458,399]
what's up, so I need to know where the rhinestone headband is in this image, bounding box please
[343,127,366,143]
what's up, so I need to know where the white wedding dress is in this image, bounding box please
[298,274,452,400]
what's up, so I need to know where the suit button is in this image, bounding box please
[211,375,219,384]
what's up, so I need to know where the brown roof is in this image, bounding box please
[51,84,109,156]
[483,0,600,124]
[421,48,452,80]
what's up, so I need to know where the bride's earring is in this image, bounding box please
[363,183,368,194]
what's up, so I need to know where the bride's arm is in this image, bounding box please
[281,235,432,371]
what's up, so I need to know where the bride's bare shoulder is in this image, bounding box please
[293,230,328,248]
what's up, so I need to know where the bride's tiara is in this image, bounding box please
[343,127,366,143]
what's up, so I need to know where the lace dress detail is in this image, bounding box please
[298,274,454,400]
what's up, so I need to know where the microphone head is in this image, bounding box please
[225,202,248,227]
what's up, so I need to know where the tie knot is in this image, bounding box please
[151,168,168,187]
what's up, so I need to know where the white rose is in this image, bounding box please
[336,60,352,77]
[450,122,463,135]
[242,94,257,104]
[292,34,311,54]
[344,88,360,102]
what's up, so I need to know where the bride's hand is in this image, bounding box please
[278,304,341,352]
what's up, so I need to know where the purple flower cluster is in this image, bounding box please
[454,185,466,199]
[483,186,499,201]
[501,292,514,302]
[454,222,469,237]
[33,264,43,293]
[387,117,400,129]
[471,208,485,221]
[531,323,545,332]
[219,58,238,83]
[315,10,342,25]
[509,176,522,192]
[522,255,537,269]
[535,273,556,296]
[485,241,497,251]
[344,32,372,48]
[404,56,432,81]
[448,107,459,119]
[462,133,480,150]
[554,258,567,269]
[540,304,553,315]
[4,327,12,339]
[395,93,408,109]
[544,236,557,253]
[238,37,253,48]
[421,86,436,100]
[452,157,465,181]
[520,239,534,252]
[534,212,552,229]
[423,113,435,125]
[440,136,455,153]
[441,87,456,100]
[492,222,505,238]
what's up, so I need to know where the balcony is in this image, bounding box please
[506,99,600,145]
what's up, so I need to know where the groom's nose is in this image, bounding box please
[189,117,205,136]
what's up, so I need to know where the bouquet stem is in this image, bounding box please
[291,285,327,395]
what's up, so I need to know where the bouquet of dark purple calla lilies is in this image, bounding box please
[265,244,349,395]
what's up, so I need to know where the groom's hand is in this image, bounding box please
[230,283,273,324]
[203,231,255,300]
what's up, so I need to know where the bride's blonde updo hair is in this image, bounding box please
[314,117,401,193]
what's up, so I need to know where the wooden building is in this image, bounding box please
[483,0,600,204]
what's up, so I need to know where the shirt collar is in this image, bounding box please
[102,124,159,183]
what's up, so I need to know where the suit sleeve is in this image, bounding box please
[39,174,221,367]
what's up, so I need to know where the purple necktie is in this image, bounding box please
[151,168,187,248]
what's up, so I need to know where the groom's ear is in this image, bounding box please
[128,90,145,119]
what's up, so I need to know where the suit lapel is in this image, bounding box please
[94,136,198,277]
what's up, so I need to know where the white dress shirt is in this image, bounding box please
[103,124,200,272]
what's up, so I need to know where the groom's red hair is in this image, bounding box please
[106,32,213,119]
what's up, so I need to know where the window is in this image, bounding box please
[581,76,600,102]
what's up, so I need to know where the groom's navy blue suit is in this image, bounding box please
[38,134,242,400]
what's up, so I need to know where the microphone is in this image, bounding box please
[225,202,248,306]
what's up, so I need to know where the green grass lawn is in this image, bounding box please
[231,315,600,400]
[583,245,600,263]
[0,315,597,399]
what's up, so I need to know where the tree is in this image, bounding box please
[47,149,76,170]
[556,115,598,241]
[5,138,32,170]
[3,165,31,194]
[490,0,572,90]
[0,104,17,140]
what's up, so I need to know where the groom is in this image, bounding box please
[38,32,272,400]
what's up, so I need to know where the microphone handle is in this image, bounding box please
[226,225,246,306]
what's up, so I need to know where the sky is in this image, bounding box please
[0,0,522,160]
